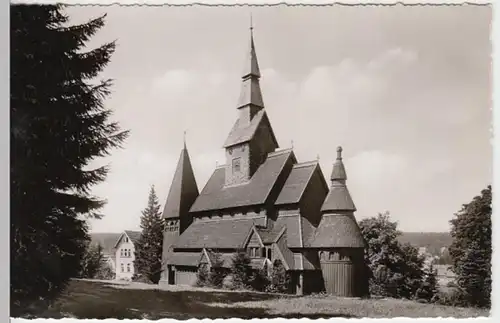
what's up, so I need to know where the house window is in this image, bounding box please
[121,264,124,272]
[125,237,129,243]
[120,249,124,257]
[267,248,272,260]
[232,157,241,173]
[127,264,131,272]
[261,248,266,258]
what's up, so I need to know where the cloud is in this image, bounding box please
[151,69,196,95]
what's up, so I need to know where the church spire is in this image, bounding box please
[162,141,199,221]
[237,18,264,110]
[321,146,356,213]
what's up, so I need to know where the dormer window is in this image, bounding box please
[232,157,241,173]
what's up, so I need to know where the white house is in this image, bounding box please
[113,230,141,281]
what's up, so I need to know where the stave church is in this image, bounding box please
[158,26,368,296]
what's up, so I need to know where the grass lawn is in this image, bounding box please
[33,279,489,319]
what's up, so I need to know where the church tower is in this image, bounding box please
[223,23,279,186]
[160,140,199,283]
[312,146,367,297]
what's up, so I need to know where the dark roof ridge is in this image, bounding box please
[268,147,293,158]
[293,160,319,169]
[195,216,265,224]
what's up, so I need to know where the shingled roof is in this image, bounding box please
[190,149,296,212]
[275,161,320,205]
[173,218,258,249]
[223,110,278,148]
[114,230,141,248]
[321,146,356,212]
[309,214,365,248]
[162,144,199,219]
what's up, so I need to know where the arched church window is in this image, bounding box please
[319,251,324,260]
[120,263,124,272]
[127,264,131,272]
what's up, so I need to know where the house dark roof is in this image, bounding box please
[309,214,365,248]
[173,218,258,249]
[124,230,141,245]
[275,161,319,205]
[190,149,296,212]
[162,145,199,219]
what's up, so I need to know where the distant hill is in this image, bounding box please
[90,232,122,256]
[399,232,452,254]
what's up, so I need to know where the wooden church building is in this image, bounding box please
[159,27,367,296]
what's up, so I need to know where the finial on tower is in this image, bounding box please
[336,146,343,160]
[183,130,187,149]
[291,139,294,149]
[250,13,253,31]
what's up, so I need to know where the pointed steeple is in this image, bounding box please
[321,146,356,212]
[242,16,261,79]
[331,146,347,183]
[237,19,264,110]
[162,142,199,220]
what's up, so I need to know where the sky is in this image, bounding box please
[65,4,492,233]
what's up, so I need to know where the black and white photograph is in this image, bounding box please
[10,1,493,319]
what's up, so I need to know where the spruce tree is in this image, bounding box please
[268,259,290,293]
[79,243,106,279]
[134,185,164,284]
[11,4,128,315]
[449,185,491,308]
[195,264,209,287]
[208,251,226,288]
[415,263,439,302]
[230,250,252,290]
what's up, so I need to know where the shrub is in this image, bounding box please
[195,264,209,287]
[95,262,115,280]
[230,250,252,290]
[359,212,426,299]
[208,252,227,288]
[414,263,439,302]
[267,259,290,293]
[250,262,270,292]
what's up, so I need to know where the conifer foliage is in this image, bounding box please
[134,185,164,284]
[230,250,253,290]
[11,5,128,315]
[267,259,290,293]
[79,243,114,280]
[449,185,492,308]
